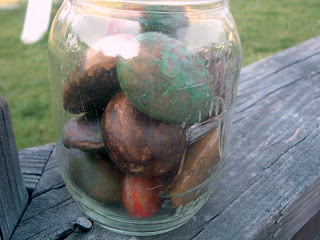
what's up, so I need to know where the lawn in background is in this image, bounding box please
[0,6,55,149]
[231,0,320,65]
[0,0,319,149]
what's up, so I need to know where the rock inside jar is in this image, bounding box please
[69,150,124,203]
[101,92,186,177]
[117,32,215,125]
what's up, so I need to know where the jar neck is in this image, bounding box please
[71,0,229,12]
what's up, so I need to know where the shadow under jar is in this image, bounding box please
[49,0,241,236]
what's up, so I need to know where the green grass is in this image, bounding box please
[0,6,55,149]
[0,1,319,149]
[230,0,320,65]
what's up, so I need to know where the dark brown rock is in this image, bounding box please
[101,93,186,176]
[63,111,105,151]
[62,46,120,114]
[69,151,124,203]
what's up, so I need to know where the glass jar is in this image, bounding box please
[49,0,241,236]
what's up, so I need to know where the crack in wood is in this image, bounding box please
[234,71,320,127]
[43,164,58,173]
[31,182,66,198]
[238,48,320,87]
[259,51,320,82]
[263,134,309,171]
[237,76,305,115]
[25,224,56,240]
[21,172,43,176]
[20,196,73,223]
[55,227,75,240]
[190,227,204,240]
[240,66,320,103]
[236,58,320,109]
[196,122,319,239]
[272,171,320,239]
[19,144,55,197]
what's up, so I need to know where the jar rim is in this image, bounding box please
[71,0,229,12]
[81,0,227,3]
[73,0,228,7]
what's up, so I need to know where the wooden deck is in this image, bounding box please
[6,36,320,239]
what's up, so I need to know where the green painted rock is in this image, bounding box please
[121,5,189,39]
[117,32,214,125]
[70,151,124,203]
[140,6,189,39]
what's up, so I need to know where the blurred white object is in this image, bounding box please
[20,0,53,44]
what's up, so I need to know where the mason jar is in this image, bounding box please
[48,0,241,236]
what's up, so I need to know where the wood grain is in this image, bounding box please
[12,35,320,240]
[11,146,84,240]
[19,143,55,194]
[293,210,320,240]
[0,98,29,240]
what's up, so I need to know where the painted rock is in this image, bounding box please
[70,151,124,203]
[122,175,164,218]
[166,127,221,208]
[140,6,189,39]
[63,111,105,152]
[101,93,186,176]
[62,34,140,114]
[117,32,214,125]
[122,5,189,38]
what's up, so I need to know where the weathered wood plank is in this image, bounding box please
[11,148,85,240]
[192,37,320,240]
[12,36,320,240]
[31,147,65,198]
[18,143,55,194]
[293,209,320,240]
[0,98,29,240]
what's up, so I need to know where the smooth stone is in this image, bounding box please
[62,111,104,152]
[117,32,215,125]
[121,5,189,38]
[69,151,124,203]
[62,35,130,114]
[166,127,221,208]
[122,175,164,219]
[140,5,189,39]
[101,93,186,176]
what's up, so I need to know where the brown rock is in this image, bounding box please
[69,151,124,203]
[166,127,221,208]
[62,46,120,114]
[101,93,186,176]
[62,111,105,151]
